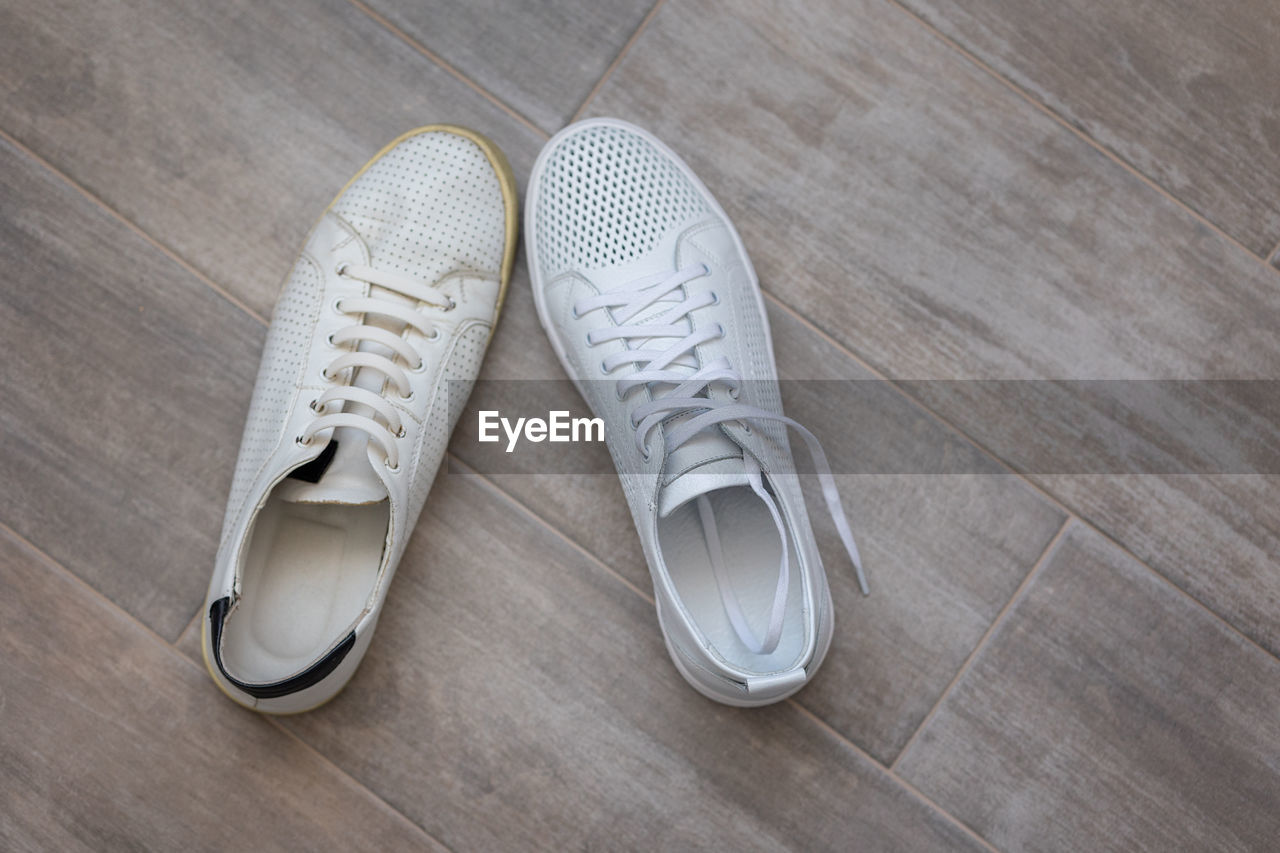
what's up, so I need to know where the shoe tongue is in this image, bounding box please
[276,431,388,505]
[658,429,750,517]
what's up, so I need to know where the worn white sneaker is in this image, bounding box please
[526,118,867,706]
[203,126,518,713]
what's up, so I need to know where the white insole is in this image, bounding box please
[658,486,805,671]
[222,497,388,683]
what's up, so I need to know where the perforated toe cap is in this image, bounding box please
[333,129,508,285]
[532,120,711,280]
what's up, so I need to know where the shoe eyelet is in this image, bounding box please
[572,304,583,319]
[330,296,345,315]
[715,323,725,337]
[295,434,312,447]
[599,360,609,375]
[427,328,441,342]
[395,426,407,439]
[641,446,651,462]
[308,398,320,412]
[325,332,337,347]
[335,262,350,277]
[442,298,457,312]
[384,460,400,473]
[700,263,711,276]
[728,385,740,401]
[401,391,416,403]
[709,291,720,305]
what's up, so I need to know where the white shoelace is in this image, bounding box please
[575,265,869,656]
[298,263,453,470]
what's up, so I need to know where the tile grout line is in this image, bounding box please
[879,0,1280,279]
[343,0,549,140]
[447,456,656,605]
[0,127,269,326]
[569,0,669,124]
[890,517,1073,771]
[1100,521,1280,668]
[889,770,1003,853]
[0,520,453,853]
[788,701,1004,853]
[446,458,1001,851]
[174,606,203,649]
[263,717,460,853]
[0,520,194,649]
[761,290,1073,516]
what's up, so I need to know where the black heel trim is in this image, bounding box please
[207,597,356,700]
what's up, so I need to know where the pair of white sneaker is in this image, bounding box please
[203,119,866,713]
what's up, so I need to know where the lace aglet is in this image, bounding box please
[854,560,870,597]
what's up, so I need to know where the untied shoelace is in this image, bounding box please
[574,264,869,655]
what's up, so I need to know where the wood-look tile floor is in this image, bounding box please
[2,1,1277,850]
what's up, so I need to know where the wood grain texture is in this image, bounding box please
[0,137,261,640]
[896,0,1280,255]
[270,471,988,852]
[0,529,442,852]
[901,379,1280,654]
[896,524,1280,852]
[360,0,657,133]
[0,0,544,318]
[455,281,1068,762]
[591,0,1280,658]
[1037,475,1280,653]
[592,0,1280,382]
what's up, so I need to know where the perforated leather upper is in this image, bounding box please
[212,127,511,613]
[334,131,507,284]
[220,255,322,547]
[402,322,488,530]
[533,123,711,278]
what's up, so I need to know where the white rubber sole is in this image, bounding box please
[658,597,835,707]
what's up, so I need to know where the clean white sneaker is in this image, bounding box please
[203,126,518,713]
[526,118,867,706]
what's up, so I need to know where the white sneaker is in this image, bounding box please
[526,118,867,706]
[203,126,518,713]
